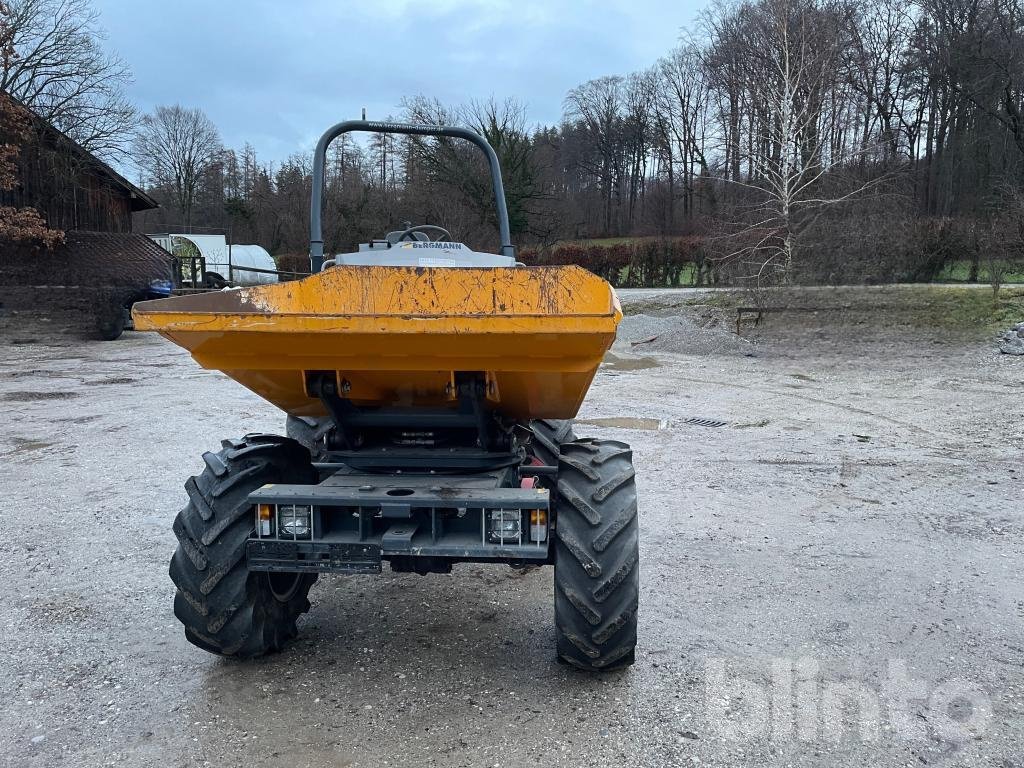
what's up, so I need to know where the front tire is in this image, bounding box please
[169,434,317,657]
[554,439,639,671]
[285,415,331,461]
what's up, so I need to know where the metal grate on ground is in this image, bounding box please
[682,417,729,428]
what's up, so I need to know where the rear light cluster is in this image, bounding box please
[255,504,548,545]
[487,509,547,544]
[256,504,312,539]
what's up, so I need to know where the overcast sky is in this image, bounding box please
[93,0,701,165]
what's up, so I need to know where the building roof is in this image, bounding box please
[85,154,159,213]
[3,90,159,212]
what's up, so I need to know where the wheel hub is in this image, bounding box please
[266,571,302,602]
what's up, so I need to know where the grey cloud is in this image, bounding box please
[95,0,694,162]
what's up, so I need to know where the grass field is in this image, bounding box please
[550,237,1024,295]
[678,284,1024,335]
[935,259,1024,283]
[558,240,1024,286]
[607,264,700,287]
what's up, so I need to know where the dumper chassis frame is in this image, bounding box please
[248,371,555,573]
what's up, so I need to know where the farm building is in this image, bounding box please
[0,92,170,338]
[0,93,158,233]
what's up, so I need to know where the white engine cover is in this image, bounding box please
[331,241,516,268]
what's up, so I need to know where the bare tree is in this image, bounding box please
[0,0,134,158]
[621,70,657,230]
[565,76,625,234]
[657,43,714,223]
[402,95,543,241]
[133,105,222,230]
[848,0,917,160]
[705,0,891,284]
[982,180,1024,301]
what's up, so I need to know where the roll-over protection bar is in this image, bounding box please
[308,120,516,271]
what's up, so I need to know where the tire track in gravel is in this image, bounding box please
[651,371,952,441]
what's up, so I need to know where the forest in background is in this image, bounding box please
[6,0,1024,286]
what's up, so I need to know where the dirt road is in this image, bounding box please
[1,310,1021,767]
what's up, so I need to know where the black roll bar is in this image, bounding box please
[308,120,516,271]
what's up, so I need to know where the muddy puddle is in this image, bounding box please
[84,376,138,386]
[67,415,101,424]
[2,390,79,402]
[577,416,670,430]
[4,437,56,456]
[602,352,661,371]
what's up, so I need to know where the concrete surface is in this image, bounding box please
[1,313,1022,767]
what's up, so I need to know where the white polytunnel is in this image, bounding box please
[151,234,279,286]
[221,244,279,285]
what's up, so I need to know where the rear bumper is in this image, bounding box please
[248,539,384,573]
[246,536,551,574]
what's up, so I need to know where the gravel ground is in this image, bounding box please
[615,312,755,356]
[1,305,1022,767]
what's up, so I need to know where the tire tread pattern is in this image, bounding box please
[169,434,317,658]
[554,438,639,671]
[529,419,577,467]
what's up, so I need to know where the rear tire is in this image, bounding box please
[169,434,317,657]
[553,439,639,671]
[529,419,576,466]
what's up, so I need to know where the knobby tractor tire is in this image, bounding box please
[285,415,331,461]
[529,419,577,467]
[169,434,318,658]
[554,439,639,671]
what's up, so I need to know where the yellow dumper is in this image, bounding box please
[133,121,639,671]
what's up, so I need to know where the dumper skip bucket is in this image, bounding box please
[133,264,621,421]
